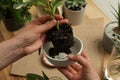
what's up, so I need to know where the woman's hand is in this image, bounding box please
[15,15,68,55]
[58,52,100,80]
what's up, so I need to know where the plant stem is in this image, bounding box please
[56,22,59,30]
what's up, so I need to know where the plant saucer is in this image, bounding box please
[41,53,55,67]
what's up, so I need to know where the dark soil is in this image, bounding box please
[65,2,86,11]
[46,23,74,58]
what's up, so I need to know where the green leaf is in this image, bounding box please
[34,0,47,7]
[26,73,43,80]
[54,1,63,9]
[42,71,49,80]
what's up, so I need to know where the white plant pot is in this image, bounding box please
[63,4,85,25]
[43,37,83,67]
[103,21,118,53]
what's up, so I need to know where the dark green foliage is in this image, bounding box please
[0,0,32,25]
[26,71,49,80]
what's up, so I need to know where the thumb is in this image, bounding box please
[68,54,89,68]
[38,20,57,32]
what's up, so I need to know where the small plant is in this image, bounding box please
[26,71,49,80]
[112,3,120,54]
[65,0,87,10]
[35,0,74,59]
[33,0,64,30]
[112,2,120,34]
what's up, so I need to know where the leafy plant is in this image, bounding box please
[26,71,49,80]
[32,0,64,30]
[0,0,32,25]
[65,0,87,10]
[112,2,120,34]
[111,2,120,59]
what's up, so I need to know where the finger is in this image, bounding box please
[38,20,56,33]
[58,19,69,24]
[37,14,63,24]
[54,14,63,20]
[81,51,90,60]
[66,66,77,75]
[57,67,73,80]
[70,63,82,71]
[30,14,63,25]
[68,54,89,68]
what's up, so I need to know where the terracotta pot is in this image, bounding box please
[63,4,85,25]
[103,21,118,53]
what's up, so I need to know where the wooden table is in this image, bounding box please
[0,0,111,80]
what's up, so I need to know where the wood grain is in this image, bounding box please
[0,0,110,80]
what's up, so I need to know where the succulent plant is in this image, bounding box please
[112,2,120,34]
[112,3,120,54]
[65,0,87,10]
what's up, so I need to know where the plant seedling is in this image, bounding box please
[35,0,74,59]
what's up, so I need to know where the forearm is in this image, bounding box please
[0,38,24,70]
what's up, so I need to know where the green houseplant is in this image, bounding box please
[103,3,120,53]
[0,0,32,31]
[63,0,87,25]
[34,0,75,58]
[35,0,83,67]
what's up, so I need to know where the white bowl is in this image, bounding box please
[43,37,83,67]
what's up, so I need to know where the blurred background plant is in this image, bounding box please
[65,0,87,10]
[0,0,32,25]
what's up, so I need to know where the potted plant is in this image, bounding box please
[34,0,83,67]
[103,3,120,53]
[63,0,87,25]
[0,0,32,31]
[105,33,120,80]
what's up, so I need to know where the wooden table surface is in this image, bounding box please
[0,0,111,80]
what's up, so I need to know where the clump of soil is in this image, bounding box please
[46,23,74,58]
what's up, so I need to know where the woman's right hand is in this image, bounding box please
[58,52,100,80]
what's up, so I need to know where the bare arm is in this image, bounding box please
[0,38,23,70]
[0,15,68,70]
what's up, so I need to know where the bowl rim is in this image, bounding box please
[43,36,83,61]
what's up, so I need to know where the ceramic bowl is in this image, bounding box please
[43,37,83,67]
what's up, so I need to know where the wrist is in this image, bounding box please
[11,37,24,56]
